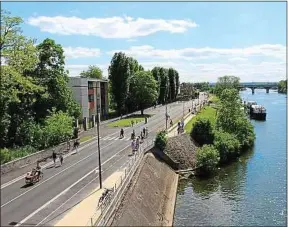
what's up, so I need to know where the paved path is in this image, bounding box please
[0,97,207,226]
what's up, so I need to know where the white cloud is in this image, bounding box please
[27,16,198,38]
[63,47,101,59]
[107,44,286,61]
[127,39,137,42]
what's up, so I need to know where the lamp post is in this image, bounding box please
[72,84,103,189]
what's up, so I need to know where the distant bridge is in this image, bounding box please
[210,82,278,94]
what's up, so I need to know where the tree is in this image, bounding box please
[33,38,81,122]
[190,118,214,146]
[216,88,243,134]
[214,76,240,97]
[80,65,103,79]
[168,68,176,101]
[193,82,210,92]
[196,145,219,175]
[151,67,161,102]
[155,130,167,151]
[278,80,287,94]
[214,130,240,163]
[175,70,180,99]
[129,71,158,115]
[108,52,131,115]
[158,67,169,104]
[180,82,196,99]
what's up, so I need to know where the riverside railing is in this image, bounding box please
[87,138,155,226]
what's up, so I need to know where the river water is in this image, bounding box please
[174,89,287,226]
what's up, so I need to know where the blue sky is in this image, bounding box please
[3,2,286,82]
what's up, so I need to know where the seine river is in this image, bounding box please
[174,89,287,226]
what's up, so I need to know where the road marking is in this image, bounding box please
[15,143,131,227]
[1,139,98,190]
[1,103,190,191]
[1,140,120,208]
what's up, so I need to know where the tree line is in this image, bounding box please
[108,52,180,115]
[0,10,81,162]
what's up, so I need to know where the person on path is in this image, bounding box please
[131,139,136,153]
[143,128,146,138]
[74,139,80,153]
[52,150,57,167]
[145,127,148,138]
[59,153,63,166]
[136,137,140,152]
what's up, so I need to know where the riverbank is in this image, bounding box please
[174,89,287,226]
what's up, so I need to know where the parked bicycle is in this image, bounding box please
[97,187,114,209]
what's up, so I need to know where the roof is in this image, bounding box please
[69,76,108,83]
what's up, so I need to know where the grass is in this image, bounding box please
[209,94,220,104]
[184,106,217,134]
[79,135,93,143]
[107,114,152,127]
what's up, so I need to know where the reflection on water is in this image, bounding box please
[174,90,287,226]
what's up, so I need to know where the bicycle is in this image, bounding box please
[97,188,114,209]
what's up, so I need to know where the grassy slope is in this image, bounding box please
[184,106,217,134]
[107,114,151,127]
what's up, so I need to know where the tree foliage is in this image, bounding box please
[190,118,214,146]
[80,65,103,79]
[278,80,287,94]
[155,130,168,151]
[196,145,219,174]
[129,71,158,115]
[0,10,80,153]
[214,76,240,97]
[214,130,240,163]
[108,52,131,115]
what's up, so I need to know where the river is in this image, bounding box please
[174,89,287,226]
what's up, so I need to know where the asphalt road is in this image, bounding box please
[0,94,207,226]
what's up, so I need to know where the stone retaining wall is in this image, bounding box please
[109,152,179,226]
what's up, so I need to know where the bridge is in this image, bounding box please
[210,82,278,94]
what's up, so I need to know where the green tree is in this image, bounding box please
[214,130,240,163]
[43,109,74,147]
[214,76,240,97]
[168,68,176,101]
[175,70,180,99]
[108,52,131,115]
[155,130,167,151]
[278,80,287,94]
[196,145,219,175]
[129,71,158,115]
[33,38,81,121]
[190,118,214,146]
[158,67,169,104]
[193,82,210,92]
[151,67,161,102]
[80,65,103,79]
[216,88,243,133]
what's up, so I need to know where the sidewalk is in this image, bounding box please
[54,171,124,226]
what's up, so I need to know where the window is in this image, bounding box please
[88,94,94,102]
[88,82,93,89]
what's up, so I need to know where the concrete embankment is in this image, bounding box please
[109,152,179,226]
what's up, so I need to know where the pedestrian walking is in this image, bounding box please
[145,127,148,138]
[131,139,136,153]
[136,137,140,152]
[52,150,57,166]
[59,153,63,166]
[143,127,146,138]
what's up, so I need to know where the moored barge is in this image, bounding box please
[250,105,266,121]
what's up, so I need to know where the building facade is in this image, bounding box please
[68,77,109,120]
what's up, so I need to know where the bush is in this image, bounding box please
[190,118,214,146]
[155,130,167,151]
[196,145,219,175]
[214,130,241,163]
[234,117,255,149]
[43,110,73,147]
[0,148,12,164]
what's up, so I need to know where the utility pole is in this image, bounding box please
[72,84,103,189]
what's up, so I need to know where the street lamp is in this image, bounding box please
[72,85,103,189]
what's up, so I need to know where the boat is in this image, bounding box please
[250,105,266,121]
